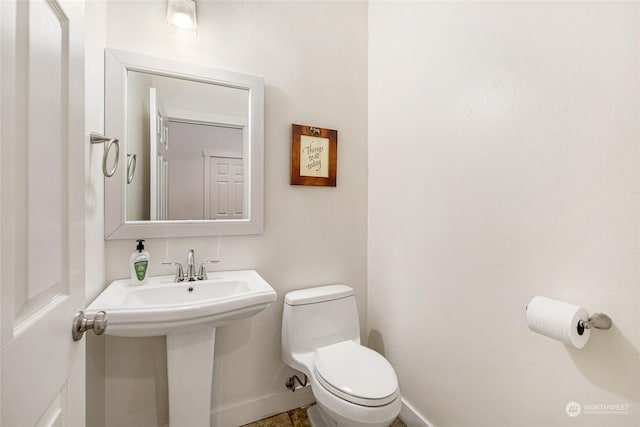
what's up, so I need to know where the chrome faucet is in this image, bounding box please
[186,249,196,281]
[162,249,220,282]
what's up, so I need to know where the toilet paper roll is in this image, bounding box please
[526,296,590,349]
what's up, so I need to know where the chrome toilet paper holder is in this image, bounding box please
[577,313,613,335]
[525,304,613,336]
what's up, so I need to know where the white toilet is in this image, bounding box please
[281,285,401,427]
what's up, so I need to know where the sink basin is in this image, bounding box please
[86,269,276,337]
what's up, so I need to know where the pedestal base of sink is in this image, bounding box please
[167,328,216,427]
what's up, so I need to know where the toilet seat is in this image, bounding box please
[314,341,399,407]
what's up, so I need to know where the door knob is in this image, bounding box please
[72,310,107,341]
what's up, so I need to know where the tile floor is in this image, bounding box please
[240,405,406,427]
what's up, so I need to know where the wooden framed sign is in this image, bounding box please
[290,124,337,187]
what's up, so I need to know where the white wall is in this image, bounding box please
[93,1,368,426]
[368,2,640,427]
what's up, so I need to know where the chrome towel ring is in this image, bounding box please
[90,132,119,177]
[127,154,137,184]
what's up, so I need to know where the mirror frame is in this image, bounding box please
[104,49,264,239]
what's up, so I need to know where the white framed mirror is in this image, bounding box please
[104,49,264,239]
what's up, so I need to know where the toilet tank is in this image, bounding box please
[282,285,360,370]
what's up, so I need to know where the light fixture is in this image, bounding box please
[167,0,197,38]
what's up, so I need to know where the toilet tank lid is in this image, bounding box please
[285,285,353,306]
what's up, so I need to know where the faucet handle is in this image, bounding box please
[197,260,220,280]
[161,262,184,282]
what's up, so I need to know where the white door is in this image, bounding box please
[149,88,169,220]
[204,156,244,220]
[1,0,86,426]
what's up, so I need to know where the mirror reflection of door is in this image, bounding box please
[149,88,169,220]
[204,155,244,220]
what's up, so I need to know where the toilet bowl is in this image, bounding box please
[281,285,401,427]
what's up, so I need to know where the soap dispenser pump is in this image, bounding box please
[130,239,150,285]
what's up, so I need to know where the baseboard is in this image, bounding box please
[399,397,436,427]
[210,388,433,427]
[211,385,315,427]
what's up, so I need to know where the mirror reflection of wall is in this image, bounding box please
[126,71,152,221]
[170,122,243,220]
[125,70,249,222]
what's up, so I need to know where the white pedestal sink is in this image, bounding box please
[86,270,277,427]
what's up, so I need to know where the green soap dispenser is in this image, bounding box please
[130,239,150,285]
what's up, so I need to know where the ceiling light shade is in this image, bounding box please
[167,0,197,38]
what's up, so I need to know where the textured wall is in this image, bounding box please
[368,2,640,427]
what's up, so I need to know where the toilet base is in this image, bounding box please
[308,405,337,427]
